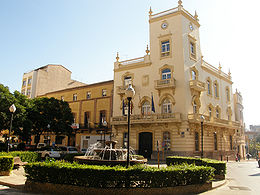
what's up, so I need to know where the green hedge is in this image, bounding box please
[0,151,41,163]
[166,156,226,176]
[24,161,214,188]
[0,156,14,172]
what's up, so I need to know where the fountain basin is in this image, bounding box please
[74,156,146,166]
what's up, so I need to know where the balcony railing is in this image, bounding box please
[188,113,240,127]
[155,78,176,90]
[189,80,205,92]
[119,57,145,66]
[112,113,181,125]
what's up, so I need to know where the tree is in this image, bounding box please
[29,97,74,145]
[0,84,31,142]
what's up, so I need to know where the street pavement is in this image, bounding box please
[201,159,260,195]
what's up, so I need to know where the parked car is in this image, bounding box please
[80,148,87,154]
[37,146,61,159]
[59,146,78,157]
[37,143,47,149]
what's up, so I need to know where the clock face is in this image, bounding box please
[161,22,168,29]
[189,24,193,31]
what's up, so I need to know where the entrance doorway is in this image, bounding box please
[139,132,153,159]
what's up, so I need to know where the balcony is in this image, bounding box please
[188,113,240,128]
[155,78,176,90]
[189,80,205,92]
[111,113,181,125]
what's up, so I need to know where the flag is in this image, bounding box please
[122,100,125,116]
[151,93,155,113]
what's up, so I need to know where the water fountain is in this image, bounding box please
[74,141,146,166]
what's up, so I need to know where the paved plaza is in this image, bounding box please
[0,159,259,194]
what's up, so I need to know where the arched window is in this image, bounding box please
[162,98,172,113]
[207,79,211,95]
[208,107,212,118]
[162,69,171,80]
[214,133,217,150]
[214,82,219,98]
[195,132,199,151]
[163,131,171,150]
[226,87,230,102]
[191,70,196,80]
[142,101,151,115]
[216,108,220,118]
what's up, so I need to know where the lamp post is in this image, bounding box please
[102,120,107,146]
[47,124,50,146]
[125,84,135,168]
[7,104,16,152]
[200,115,205,158]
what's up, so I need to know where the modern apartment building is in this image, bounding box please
[21,64,85,98]
[111,1,246,160]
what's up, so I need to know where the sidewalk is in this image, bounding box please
[0,167,26,189]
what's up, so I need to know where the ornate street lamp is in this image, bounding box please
[125,84,135,168]
[200,115,205,158]
[7,104,16,152]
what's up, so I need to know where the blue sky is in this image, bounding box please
[0,0,259,127]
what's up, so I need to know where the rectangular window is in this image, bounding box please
[195,132,199,151]
[86,91,91,99]
[26,89,31,96]
[72,113,76,123]
[73,94,77,101]
[161,40,170,57]
[22,80,26,87]
[190,42,196,57]
[84,112,90,128]
[27,78,32,85]
[21,90,25,95]
[55,136,64,145]
[124,76,132,87]
[99,110,106,126]
[102,89,107,97]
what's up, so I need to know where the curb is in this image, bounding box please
[0,180,25,190]
[212,179,228,190]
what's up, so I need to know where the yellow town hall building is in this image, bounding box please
[23,1,245,160]
[111,1,246,160]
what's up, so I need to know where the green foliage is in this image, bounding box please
[0,84,33,142]
[166,156,226,176]
[29,97,74,145]
[24,161,214,188]
[0,156,14,172]
[0,151,41,163]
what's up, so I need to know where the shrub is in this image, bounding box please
[166,156,226,176]
[0,156,14,175]
[0,151,41,163]
[24,161,214,188]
